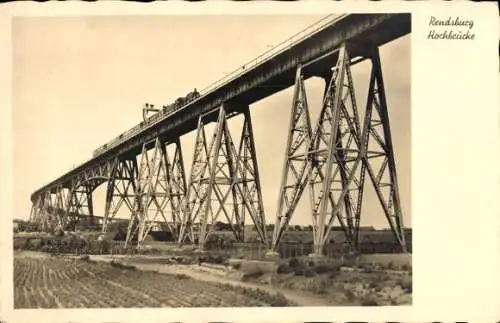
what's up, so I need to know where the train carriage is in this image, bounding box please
[92,88,200,158]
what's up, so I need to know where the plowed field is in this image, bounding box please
[14,255,290,308]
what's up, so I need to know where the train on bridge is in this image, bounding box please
[92,89,200,158]
[30,13,411,256]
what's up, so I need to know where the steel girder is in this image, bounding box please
[29,157,136,233]
[28,158,121,232]
[124,138,187,247]
[270,43,407,256]
[29,146,187,241]
[64,158,116,230]
[178,104,267,250]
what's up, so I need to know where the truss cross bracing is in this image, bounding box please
[27,42,407,257]
[124,138,187,247]
[270,43,407,256]
[178,105,267,250]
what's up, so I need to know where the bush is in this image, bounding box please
[328,271,338,279]
[313,264,340,275]
[241,267,264,280]
[294,268,305,276]
[398,277,412,293]
[312,264,328,274]
[304,269,316,277]
[311,281,329,295]
[288,257,299,268]
[276,263,293,274]
[28,238,43,250]
[13,237,29,250]
[198,254,228,265]
[54,228,65,237]
[215,283,294,306]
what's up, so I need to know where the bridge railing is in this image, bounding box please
[45,14,349,186]
[97,14,347,154]
[197,14,346,97]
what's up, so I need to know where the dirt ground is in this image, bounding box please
[13,251,293,308]
[14,248,412,307]
[86,253,329,306]
[88,252,412,306]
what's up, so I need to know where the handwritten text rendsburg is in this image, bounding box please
[427,16,475,40]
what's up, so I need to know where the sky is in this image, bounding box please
[12,15,411,228]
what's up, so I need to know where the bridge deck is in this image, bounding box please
[31,13,410,201]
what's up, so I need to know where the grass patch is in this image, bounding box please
[214,282,295,306]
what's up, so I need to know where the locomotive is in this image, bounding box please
[92,89,201,158]
[162,89,200,115]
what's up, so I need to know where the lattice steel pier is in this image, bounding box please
[270,44,406,257]
[29,14,411,254]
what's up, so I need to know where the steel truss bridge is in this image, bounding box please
[29,13,411,256]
